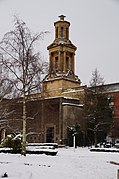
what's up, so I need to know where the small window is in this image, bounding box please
[61,27,64,37]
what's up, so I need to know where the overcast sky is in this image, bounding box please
[0,0,119,85]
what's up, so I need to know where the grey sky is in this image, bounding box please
[0,0,119,85]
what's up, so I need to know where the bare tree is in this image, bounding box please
[0,64,14,132]
[0,17,48,155]
[89,68,104,87]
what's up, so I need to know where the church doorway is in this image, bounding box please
[46,127,54,143]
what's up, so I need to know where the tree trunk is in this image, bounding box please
[21,96,27,156]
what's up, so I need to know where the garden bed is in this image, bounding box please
[90,147,119,153]
[0,143,58,156]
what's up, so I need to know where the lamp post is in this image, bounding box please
[73,133,77,152]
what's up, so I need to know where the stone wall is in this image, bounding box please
[3,97,85,145]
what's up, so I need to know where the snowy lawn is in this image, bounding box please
[0,147,119,179]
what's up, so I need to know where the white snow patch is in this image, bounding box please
[0,147,119,179]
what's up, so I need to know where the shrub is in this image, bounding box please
[1,134,22,151]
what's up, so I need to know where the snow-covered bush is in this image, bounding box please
[1,134,22,151]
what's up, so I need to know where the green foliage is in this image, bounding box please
[1,134,22,151]
[1,134,13,148]
[85,68,113,146]
[86,92,113,146]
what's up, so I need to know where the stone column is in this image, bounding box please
[71,53,75,73]
[58,51,61,71]
[63,51,66,73]
[41,101,44,142]
[49,52,52,73]
[59,98,63,144]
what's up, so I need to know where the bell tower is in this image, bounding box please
[43,15,81,97]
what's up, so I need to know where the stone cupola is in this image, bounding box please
[43,15,81,97]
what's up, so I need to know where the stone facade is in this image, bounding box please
[1,15,86,144]
[6,97,84,144]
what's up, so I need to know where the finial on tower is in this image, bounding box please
[59,15,66,21]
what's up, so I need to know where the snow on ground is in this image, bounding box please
[0,147,119,179]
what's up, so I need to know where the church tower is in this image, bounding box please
[43,15,81,97]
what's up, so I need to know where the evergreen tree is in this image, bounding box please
[67,123,84,147]
[85,68,113,146]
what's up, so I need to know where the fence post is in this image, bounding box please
[117,169,119,179]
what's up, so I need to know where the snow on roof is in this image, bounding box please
[62,102,84,107]
[44,96,79,100]
[63,96,79,100]
[62,88,84,94]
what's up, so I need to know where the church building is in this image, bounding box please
[1,15,119,144]
[1,16,86,144]
[29,15,86,144]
